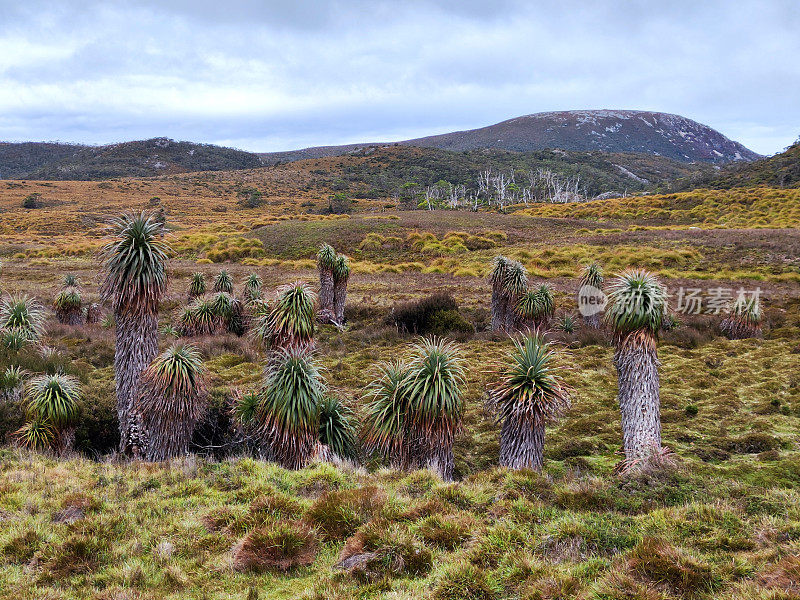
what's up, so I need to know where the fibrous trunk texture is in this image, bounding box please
[318,269,334,314]
[491,284,508,332]
[499,415,545,471]
[720,317,762,340]
[333,276,348,324]
[614,334,662,463]
[505,294,521,332]
[56,307,83,326]
[114,312,158,453]
[583,313,601,329]
[140,391,204,461]
[416,434,455,481]
[85,304,103,324]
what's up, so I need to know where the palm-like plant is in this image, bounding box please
[15,419,54,451]
[62,274,80,289]
[363,339,465,480]
[720,297,762,339]
[503,261,528,331]
[605,269,666,464]
[317,244,337,315]
[244,273,263,304]
[137,343,207,461]
[533,284,555,327]
[214,270,234,294]
[579,263,604,328]
[190,298,217,336]
[20,373,81,454]
[332,255,350,325]
[188,272,206,301]
[489,256,510,332]
[54,288,83,325]
[100,212,169,453]
[362,360,413,468]
[515,290,541,330]
[488,335,571,471]
[254,282,316,355]
[0,366,27,404]
[255,347,326,469]
[1,295,46,345]
[317,395,359,462]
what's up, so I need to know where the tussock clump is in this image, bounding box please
[434,562,496,600]
[305,486,387,540]
[415,513,475,549]
[389,293,472,336]
[758,555,800,593]
[250,490,305,523]
[337,520,432,580]
[43,533,111,579]
[626,538,720,597]
[231,521,319,572]
[3,528,42,563]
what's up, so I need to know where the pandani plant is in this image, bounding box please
[188,272,206,301]
[0,365,27,404]
[605,269,667,466]
[489,256,510,332]
[244,273,263,304]
[720,296,763,339]
[317,244,337,317]
[533,284,555,328]
[503,260,528,331]
[487,334,571,471]
[0,295,46,349]
[17,373,81,454]
[254,282,316,355]
[578,262,604,329]
[213,270,234,294]
[136,343,208,461]
[362,337,465,480]
[317,395,359,463]
[54,287,83,325]
[100,212,169,453]
[332,254,350,325]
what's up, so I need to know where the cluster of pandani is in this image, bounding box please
[0,212,764,477]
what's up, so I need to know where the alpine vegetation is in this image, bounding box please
[605,269,667,466]
[188,272,206,301]
[213,270,234,294]
[503,261,529,331]
[720,296,763,339]
[244,273,263,304]
[316,394,359,463]
[53,287,83,325]
[137,343,207,461]
[0,295,46,348]
[488,335,571,471]
[579,262,604,329]
[533,284,555,328]
[332,254,350,325]
[18,373,81,454]
[101,212,169,453]
[317,243,337,319]
[255,282,316,355]
[489,255,510,332]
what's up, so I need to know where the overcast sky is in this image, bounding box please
[0,0,797,155]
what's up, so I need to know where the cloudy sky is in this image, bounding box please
[0,0,797,155]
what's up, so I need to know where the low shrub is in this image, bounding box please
[231,521,319,572]
[389,293,472,335]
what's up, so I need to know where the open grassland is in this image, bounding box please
[1,175,799,599]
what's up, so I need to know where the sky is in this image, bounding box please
[0,0,798,155]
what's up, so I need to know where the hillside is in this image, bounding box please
[696,139,800,189]
[261,110,761,165]
[0,138,264,180]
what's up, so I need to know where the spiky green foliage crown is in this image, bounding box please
[62,274,80,289]
[503,262,529,296]
[25,373,81,428]
[54,288,82,311]
[189,272,206,296]
[605,269,666,335]
[580,262,604,289]
[233,390,261,426]
[258,348,326,468]
[489,255,510,286]
[0,366,26,391]
[0,295,45,342]
[362,360,411,462]
[143,343,205,399]
[515,290,542,320]
[489,335,571,424]
[101,212,169,314]
[256,282,316,350]
[317,244,338,270]
[403,337,466,441]
[15,419,54,450]
[189,298,216,334]
[214,271,234,294]
[534,284,555,317]
[732,296,762,324]
[211,292,235,319]
[332,255,350,281]
[245,274,262,298]
[317,395,359,461]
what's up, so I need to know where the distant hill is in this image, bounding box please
[290,145,711,199]
[261,110,761,165]
[694,138,800,189]
[0,138,263,180]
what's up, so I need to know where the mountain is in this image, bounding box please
[260,110,760,165]
[0,138,263,180]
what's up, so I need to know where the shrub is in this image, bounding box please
[306,486,386,540]
[434,563,496,600]
[232,521,319,572]
[390,293,472,335]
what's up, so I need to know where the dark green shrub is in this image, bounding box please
[390,293,472,335]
